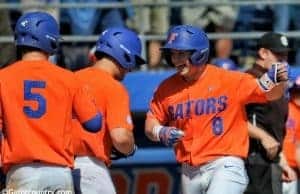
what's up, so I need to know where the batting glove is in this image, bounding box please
[110,144,137,160]
[153,125,184,147]
[258,62,289,91]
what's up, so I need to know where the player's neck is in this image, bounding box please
[22,52,49,61]
[94,58,116,77]
[183,64,206,82]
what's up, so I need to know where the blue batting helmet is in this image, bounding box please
[161,25,210,66]
[211,58,238,70]
[14,11,60,55]
[95,27,146,70]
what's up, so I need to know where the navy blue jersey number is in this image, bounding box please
[212,116,223,135]
[23,80,46,118]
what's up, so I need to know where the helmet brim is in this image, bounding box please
[160,46,194,52]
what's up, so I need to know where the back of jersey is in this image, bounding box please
[0,60,78,171]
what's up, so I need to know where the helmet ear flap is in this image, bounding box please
[162,51,174,66]
[190,48,209,66]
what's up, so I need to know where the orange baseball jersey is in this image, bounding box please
[0,60,99,172]
[283,100,300,168]
[72,67,133,165]
[148,64,268,166]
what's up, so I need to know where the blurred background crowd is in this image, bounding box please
[0,0,300,71]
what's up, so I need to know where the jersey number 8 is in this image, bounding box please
[212,116,223,135]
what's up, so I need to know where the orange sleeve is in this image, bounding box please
[237,73,267,105]
[106,83,133,131]
[73,82,99,123]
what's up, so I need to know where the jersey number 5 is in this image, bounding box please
[23,80,46,118]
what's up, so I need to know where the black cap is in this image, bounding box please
[257,32,291,53]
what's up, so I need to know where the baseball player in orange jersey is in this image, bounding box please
[145,25,289,194]
[0,11,102,193]
[72,27,145,194]
[281,69,300,194]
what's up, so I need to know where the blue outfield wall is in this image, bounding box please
[112,148,176,165]
[122,69,176,112]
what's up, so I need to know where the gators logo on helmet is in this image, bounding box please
[167,33,178,44]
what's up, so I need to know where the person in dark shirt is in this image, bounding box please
[245,32,291,194]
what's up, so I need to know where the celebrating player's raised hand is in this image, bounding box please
[259,62,289,91]
[267,62,289,83]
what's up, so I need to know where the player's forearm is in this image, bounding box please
[279,152,289,168]
[145,117,161,142]
[248,121,270,141]
[110,128,135,155]
[265,82,287,101]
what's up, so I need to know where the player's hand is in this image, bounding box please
[281,164,298,182]
[159,126,185,147]
[260,134,280,160]
[110,145,137,160]
[267,62,289,83]
[259,62,289,91]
